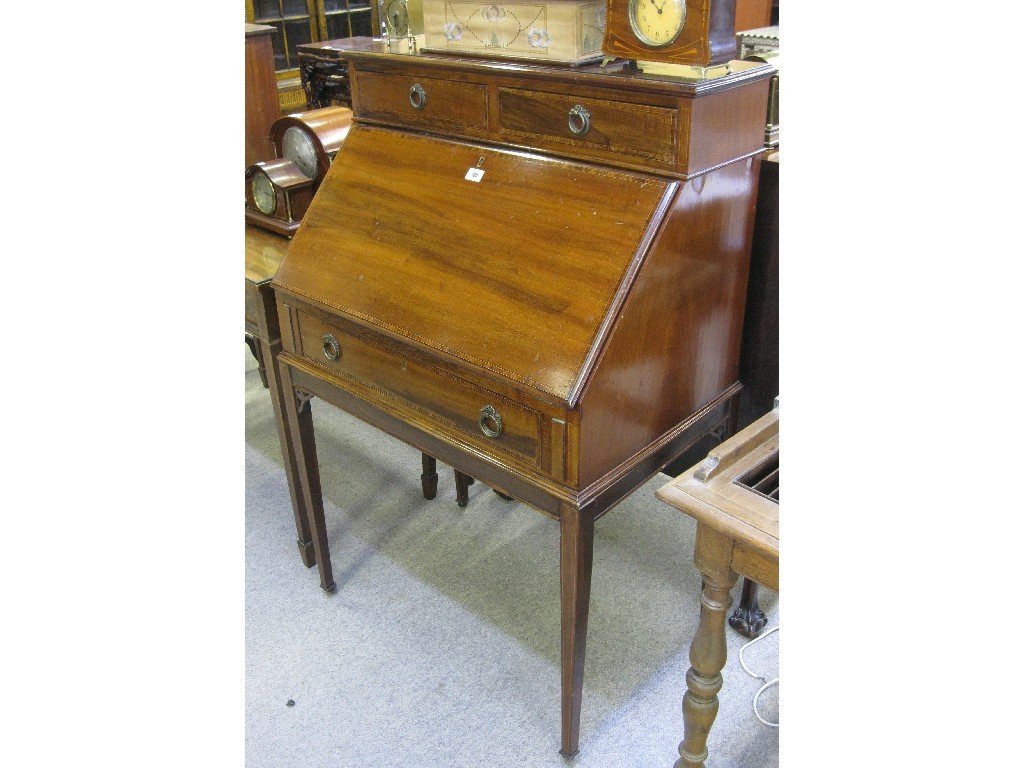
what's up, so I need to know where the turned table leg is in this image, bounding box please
[421,454,438,499]
[559,504,594,758]
[678,527,738,768]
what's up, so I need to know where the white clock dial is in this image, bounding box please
[629,0,686,48]
[282,126,319,180]
[252,172,277,215]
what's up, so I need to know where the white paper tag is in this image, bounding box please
[465,168,484,182]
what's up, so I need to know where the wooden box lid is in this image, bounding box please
[273,124,674,403]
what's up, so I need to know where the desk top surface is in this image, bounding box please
[298,37,773,96]
[246,225,289,286]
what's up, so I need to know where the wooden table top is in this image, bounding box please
[655,407,779,560]
[245,225,290,286]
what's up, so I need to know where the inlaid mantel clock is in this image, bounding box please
[602,0,737,69]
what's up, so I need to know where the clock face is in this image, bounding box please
[282,126,319,179]
[383,0,410,37]
[251,172,277,215]
[628,0,686,48]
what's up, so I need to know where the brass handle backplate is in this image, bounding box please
[322,333,341,361]
[568,104,591,136]
[479,405,503,438]
[409,83,427,110]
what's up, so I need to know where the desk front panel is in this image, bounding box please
[279,296,573,485]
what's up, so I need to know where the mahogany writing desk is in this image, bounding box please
[272,37,772,757]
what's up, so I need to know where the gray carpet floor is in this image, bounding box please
[245,352,779,767]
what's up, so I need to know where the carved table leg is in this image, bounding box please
[280,365,335,592]
[728,578,767,638]
[678,526,739,768]
[245,333,269,389]
[421,454,438,499]
[454,470,474,507]
[559,504,594,758]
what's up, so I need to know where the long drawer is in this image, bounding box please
[497,86,680,167]
[293,307,547,470]
[354,70,489,134]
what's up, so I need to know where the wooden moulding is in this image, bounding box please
[421,0,607,65]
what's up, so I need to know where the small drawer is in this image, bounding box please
[354,70,489,133]
[295,310,543,466]
[497,87,678,165]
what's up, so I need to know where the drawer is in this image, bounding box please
[354,70,489,133]
[497,87,678,165]
[294,309,543,467]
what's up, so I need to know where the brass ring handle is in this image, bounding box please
[568,104,591,136]
[322,333,341,361]
[409,83,427,110]
[479,405,503,438]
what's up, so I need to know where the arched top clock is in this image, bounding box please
[268,106,353,191]
[602,0,737,68]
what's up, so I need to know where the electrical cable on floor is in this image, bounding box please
[738,625,779,728]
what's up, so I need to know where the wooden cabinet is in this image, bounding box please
[245,24,280,167]
[273,37,772,757]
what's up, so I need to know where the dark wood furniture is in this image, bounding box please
[273,37,772,757]
[655,405,779,768]
[245,24,280,168]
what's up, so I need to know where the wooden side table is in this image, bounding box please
[246,225,318,567]
[655,406,779,768]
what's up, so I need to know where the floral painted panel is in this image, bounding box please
[430,2,606,58]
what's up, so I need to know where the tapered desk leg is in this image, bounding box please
[677,526,738,768]
[280,364,335,592]
[421,454,438,499]
[253,291,314,567]
[559,504,594,758]
[262,348,315,567]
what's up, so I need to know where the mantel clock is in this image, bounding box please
[268,106,353,192]
[244,159,314,238]
[602,0,737,69]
